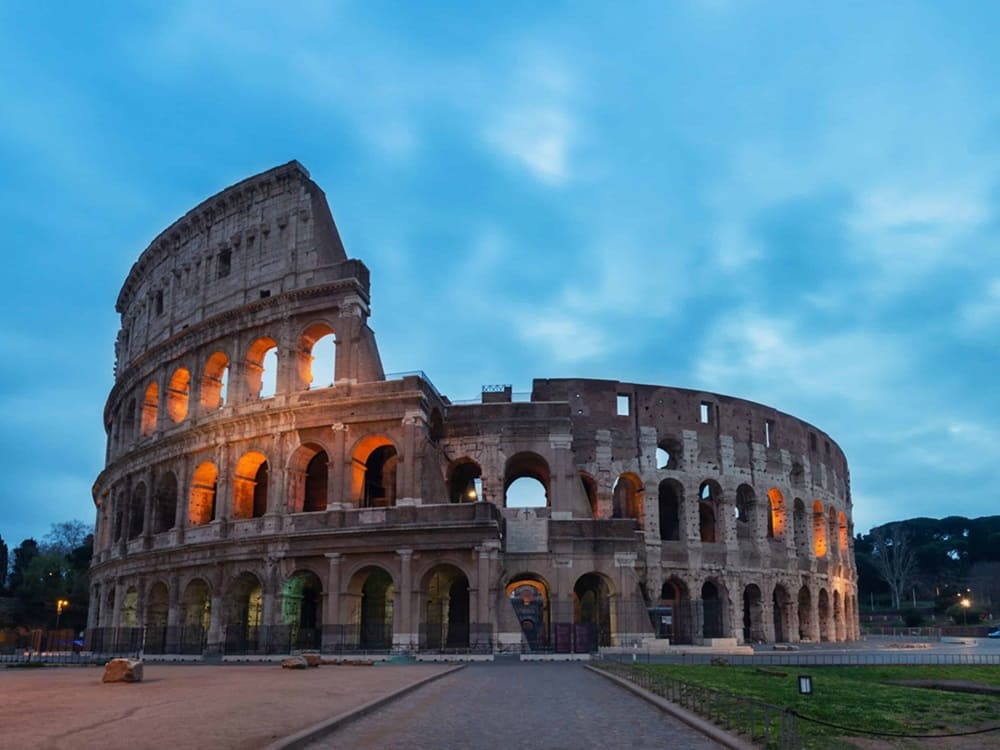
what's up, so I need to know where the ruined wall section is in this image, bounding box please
[114,161,354,374]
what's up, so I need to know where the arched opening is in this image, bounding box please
[303,451,328,513]
[299,323,337,390]
[773,585,791,643]
[423,565,471,649]
[120,587,138,628]
[736,484,755,540]
[506,576,550,651]
[838,511,849,552]
[658,479,681,541]
[767,488,786,538]
[504,452,550,508]
[612,473,644,526]
[828,507,838,556]
[224,572,264,653]
[351,436,399,508]
[813,501,827,557]
[281,571,322,650]
[698,481,721,543]
[574,573,613,651]
[166,367,190,423]
[246,337,278,400]
[144,582,170,654]
[833,590,844,642]
[701,581,725,639]
[141,382,158,436]
[347,567,394,650]
[180,579,210,653]
[818,588,832,642]
[657,437,682,470]
[580,473,599,518]
[128,483,146,540]
[153,472,177,534]
[797,586,813,641]
[189,462,218,526]
[112,492,124,542]
[659,578,692,643]
[200,351,230,410]
[449,459,482,504]
[123,400,136,444]
[287,443,329,513]
[793,498,808,557]
[742,584,764,643]
[233,451,269,519]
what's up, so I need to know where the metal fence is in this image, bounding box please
[595,661,799,750]
[601,650,1000,667]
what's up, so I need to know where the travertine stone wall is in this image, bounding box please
[89,163,859,654]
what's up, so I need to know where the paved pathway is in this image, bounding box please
[308,661,723,750]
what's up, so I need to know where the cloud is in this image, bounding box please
[482,52,579,186]
[959,277,1000,335]
[694,312,908,409]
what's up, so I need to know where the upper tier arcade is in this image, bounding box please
[113,161,368,377]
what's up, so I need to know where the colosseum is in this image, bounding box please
[87,161,859,656]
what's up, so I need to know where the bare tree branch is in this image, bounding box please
[871,524,917,609]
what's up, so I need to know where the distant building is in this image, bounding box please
[88,162,859,654]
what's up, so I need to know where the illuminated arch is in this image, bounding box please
[200,351,230,410]
[188,461,218,526]
[233,451,269,519]
[141,381,158,436]
[166,367,191,423]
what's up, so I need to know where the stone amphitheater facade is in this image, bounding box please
[88,161,859,655]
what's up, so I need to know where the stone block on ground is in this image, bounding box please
[282,656,308,669]
[302,653,321,667]
[103,658,143,683]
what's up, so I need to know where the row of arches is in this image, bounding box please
[98,562,479,652]
[656,480,850,558]
[110,323,338,450]
[658,577,855,643]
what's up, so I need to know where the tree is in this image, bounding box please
[42,520,90,556]
[870,524,917,610]
[8,538,39,594]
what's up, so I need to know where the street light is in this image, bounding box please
[55,599,69,629]
[960,597,971,627]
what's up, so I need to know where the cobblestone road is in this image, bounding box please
[308,661,724,750]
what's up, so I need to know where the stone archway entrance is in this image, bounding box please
[574,573,612,652]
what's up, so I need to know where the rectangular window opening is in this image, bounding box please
[765,419,774,448]
[218,249,231,279]
[616,394,630,416]
[259,289,271,299]
[155,290,164,316]
[699,401,711,424]
[809,432,817,451]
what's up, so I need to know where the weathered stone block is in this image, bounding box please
[282,656,308,669]
[103,658,143,683]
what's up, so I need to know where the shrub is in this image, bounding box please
[901,608,924,627]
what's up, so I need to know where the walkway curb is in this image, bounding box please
[265,664,466,750]
[585,665,756,750]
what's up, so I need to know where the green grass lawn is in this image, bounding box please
[624,664,1000,748]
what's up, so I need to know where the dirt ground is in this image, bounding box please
[0,662,450,749]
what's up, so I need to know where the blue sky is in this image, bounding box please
[2,1,999,547]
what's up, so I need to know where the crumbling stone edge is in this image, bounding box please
[585,665,756,750]
[264,664,466,750]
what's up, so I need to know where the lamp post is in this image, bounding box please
[960,597,971,627]
[55,599,69,630]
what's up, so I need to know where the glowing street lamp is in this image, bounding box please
[960,597,972,627]
[55,599,69,629]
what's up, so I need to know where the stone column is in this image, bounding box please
[398,415,418,505]
[476,546,490,634]
[207,593,225,654]
[396,549,414,649]
[87,583,100,630]
[324,553,342,628]
[111,580,124,629]
[329,423,346,508]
